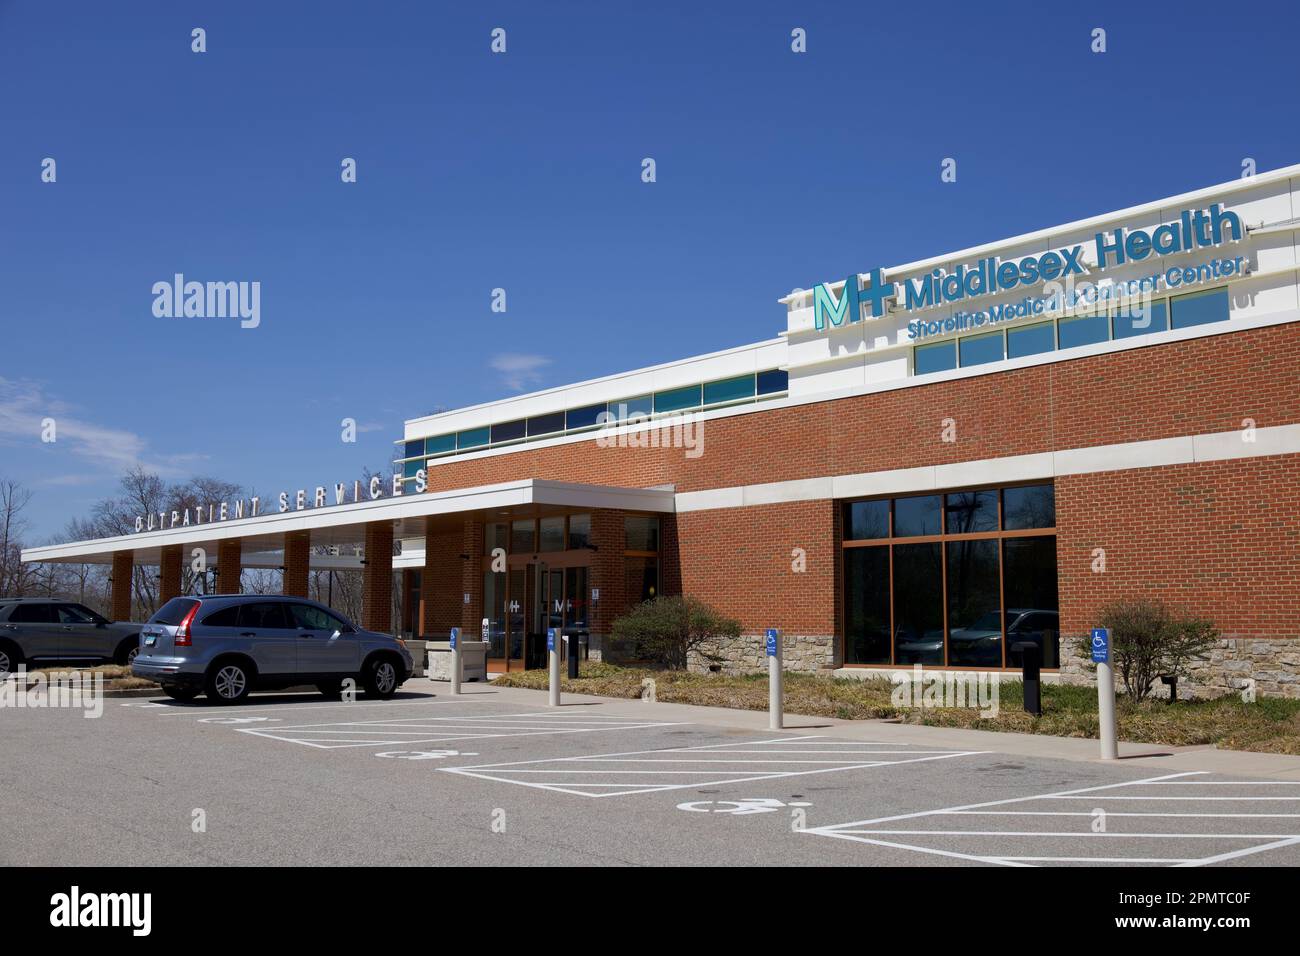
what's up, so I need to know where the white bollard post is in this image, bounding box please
[548,627,560,707]
[1092,627,1117,760]
[766,628,783,730]
[449,627,461,696]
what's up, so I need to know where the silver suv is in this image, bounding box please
[0,598,143,675]
[131,595,413,704]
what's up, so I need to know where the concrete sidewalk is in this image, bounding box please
[446,680,1300,781]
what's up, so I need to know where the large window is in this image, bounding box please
[842,483,1059,669]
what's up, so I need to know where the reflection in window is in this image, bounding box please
[915,340,957,375]
[1002,484,1055,530]
[567,513,591,549]
[1003,537,1060,667]
[539,516,565,552]
[510,519,535,553]
[1113,299,1168,339]
[892,543,944,665]
[703,375,755,406]
[756,368,789,395]
[839,483,1059,669]
[844,547,890,664]
[945,540,1002,667]
[843,499,889,540]
[1057,312,1109,349]
[959,331,1004,367]
[625,515,660,552]
[485,522,508,555]
[893,495,942,537]
[481,571,504,647]
[625,555,659,603]
[1007,321,1054,359]
[945,490,998,534]
[1171,287,1230,330]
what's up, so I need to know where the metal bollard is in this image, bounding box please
[547,628,560,707]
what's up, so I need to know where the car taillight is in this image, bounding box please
[175,603,200,647]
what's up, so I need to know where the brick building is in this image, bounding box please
[24,165,1300,696]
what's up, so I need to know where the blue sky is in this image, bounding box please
[2,0,1298,539]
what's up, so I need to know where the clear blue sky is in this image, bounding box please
[2,0,1297,539]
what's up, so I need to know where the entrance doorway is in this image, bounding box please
[487,559,590,673]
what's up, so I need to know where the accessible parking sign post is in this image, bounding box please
[1092,627,1117,760]
[449,627,461,696]
[767,628,783,730]
[548,627,560,707]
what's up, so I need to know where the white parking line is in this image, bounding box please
[440,735,986,798]
[236,710,685,749]
[149,694,492,718]
[802,772,1300,867]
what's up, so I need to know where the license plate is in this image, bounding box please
[145,635,157,646]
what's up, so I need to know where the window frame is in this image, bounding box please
[841,482,1058,670]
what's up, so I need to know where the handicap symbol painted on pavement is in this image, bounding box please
[375,750,479,761]
[676,798,813,816]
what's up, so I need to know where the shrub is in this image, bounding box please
[1078,598,1220,702]
[610,595,740,670]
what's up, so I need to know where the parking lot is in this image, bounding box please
[3,683,1300,867]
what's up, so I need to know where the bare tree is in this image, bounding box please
[0,479,34,596]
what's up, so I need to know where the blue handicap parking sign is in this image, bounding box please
[547,628,556,652]
[765,628,779,657]
[1090,627,1109,664]
[449,627,459,649]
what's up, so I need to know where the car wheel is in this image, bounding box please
[162,685,200,702]
[316,680,344,700]
[362,656,399,699]
[0,642,21,678]
[205,661,252,704]
[115,639,140,666]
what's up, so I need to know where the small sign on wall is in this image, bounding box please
[463,592,471,605]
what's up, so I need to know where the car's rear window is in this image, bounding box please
[150,598,199,626]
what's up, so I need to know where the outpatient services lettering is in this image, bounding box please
[133,470,428,533]
[811,204,1244,337]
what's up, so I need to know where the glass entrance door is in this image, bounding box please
[507,566,527,671]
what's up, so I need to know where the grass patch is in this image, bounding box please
[25,664,157,690]
[492,663,1300,754]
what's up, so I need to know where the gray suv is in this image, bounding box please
[0,598,144,675]
[131,595,413,704]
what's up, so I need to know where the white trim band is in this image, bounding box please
[674,423,1300,513]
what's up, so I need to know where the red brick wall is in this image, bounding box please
[215,539,242,594]
[417,324,1300,670]
[110,551,134,622]
[1057,455,1300,641]
[282,532,310,598]
[459,518,485,634]
[673,500,837,636]
[362,522,393,633]
[589,510,628,635]
[421,323,1300,495]
[158,545,182,603]
[420,522,462,636]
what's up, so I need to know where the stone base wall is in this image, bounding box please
[1059,635,1300,699]
[688,633,838,675]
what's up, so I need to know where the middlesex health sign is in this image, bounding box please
[811,204,1245,340]
[133,470,428,533]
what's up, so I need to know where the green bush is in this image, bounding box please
[610,595,740,670]
[1076,598,1220,702]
